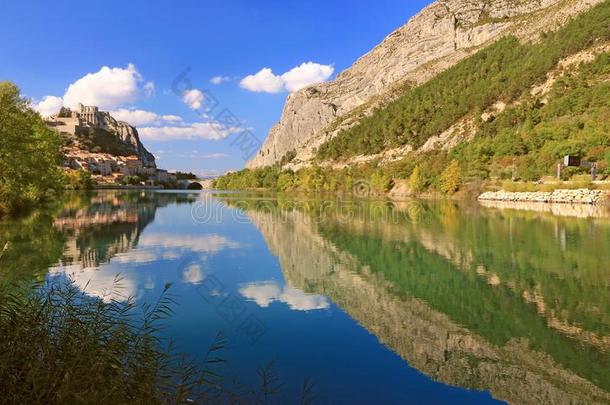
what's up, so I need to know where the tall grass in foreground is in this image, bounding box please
[0,278,316,404]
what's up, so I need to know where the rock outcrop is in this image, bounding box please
[46,104,156,168]
[96,114,156,168]
[247,0,603,169]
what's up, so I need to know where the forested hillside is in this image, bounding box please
[216,1,610,193]
[317,0,610,161]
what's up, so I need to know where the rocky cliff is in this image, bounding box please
[47,105,156,168]
[94,113,156,168]
[247,0,603,169]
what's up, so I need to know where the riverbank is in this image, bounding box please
[94,184,163,190]
[478,189,608,205]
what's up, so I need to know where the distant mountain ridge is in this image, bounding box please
[246,0,604,169]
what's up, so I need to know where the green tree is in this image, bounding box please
[0,82,65,216]
[370,171,392,195]
[277,172,295,191]
[67,170,94,190]
[409,165,424,194]
[439,160,461,194]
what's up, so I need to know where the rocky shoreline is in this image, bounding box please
[478,189,608,205]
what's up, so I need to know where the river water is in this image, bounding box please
[1,190,609,404]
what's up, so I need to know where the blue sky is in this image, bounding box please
[1,0,432,176]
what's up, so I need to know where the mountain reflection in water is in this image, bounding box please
[0,191,608,404]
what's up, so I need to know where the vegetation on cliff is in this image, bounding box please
[0,82,65,216]
[316,0,610,173]
[215,1,610,195]
[216,1,610,194]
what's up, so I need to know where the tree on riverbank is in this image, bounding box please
[409,166,424,194]
[439,160,461,195]
[0,82,65,216]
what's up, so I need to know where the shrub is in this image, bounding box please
[67,170,94,190]
[370,171,392,195]
[408,166,425,194]
[0,280,210,403]
[439,160,462,194]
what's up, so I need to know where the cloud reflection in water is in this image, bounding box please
[239,281,329,311]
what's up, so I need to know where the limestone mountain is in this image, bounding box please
[46,104,156,168]
[247,0,604,169]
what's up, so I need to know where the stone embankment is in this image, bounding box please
[479,189,608,205]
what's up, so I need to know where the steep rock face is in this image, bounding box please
[247,0,602,169]
[48,106,156,167]
[96,113,156,167]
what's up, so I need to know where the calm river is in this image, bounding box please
[1,191,609,404]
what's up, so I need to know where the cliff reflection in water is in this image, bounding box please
[47,191,198,300]
[220,195,610,405]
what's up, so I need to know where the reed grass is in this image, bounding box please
[0,277,316,404]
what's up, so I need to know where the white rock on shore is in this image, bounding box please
[478,189,608,205]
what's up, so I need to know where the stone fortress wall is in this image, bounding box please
[47,103,118,136]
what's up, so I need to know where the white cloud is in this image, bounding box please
[281,62,335,92]
[240,68,285,94]
[63,64,148,110]
[113,249,159,264]
[111,108,160,126]
[239,281,329,311]
[138,233,241,253]
[189,151,230,159]
[210,76,231,85]
[240,282,282,307]
[110,234,240,266]
[34,64,156,116]
[162,115,182,123]
[139,122,236,141]
[240,62,334,94]
[111,108,184,127]
[280,287,329,311]
[196,169,222,178]
[33,95,64,117]
[202,153,229,159]
[182,89,205,110]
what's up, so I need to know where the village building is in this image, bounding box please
[156,169,177,183]
[45,104,169,186]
